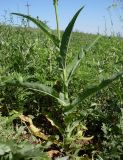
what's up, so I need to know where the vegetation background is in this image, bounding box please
[0,0,123,159]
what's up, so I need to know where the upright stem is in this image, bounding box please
[53,0,61,44]
[63,69,68,100]
[53,0,68,101]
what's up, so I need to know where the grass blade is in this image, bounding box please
[11,13,60,47]
[59,6,84,68]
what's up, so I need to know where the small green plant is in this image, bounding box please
[1,0,123,158]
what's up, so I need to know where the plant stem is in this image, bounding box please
[63,69,68,100]
[53,0,61,44]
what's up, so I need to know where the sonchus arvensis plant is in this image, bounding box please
[2,0,123,155]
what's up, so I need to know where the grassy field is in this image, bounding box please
[0,20,123,159]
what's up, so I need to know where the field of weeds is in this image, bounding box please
[0,2,123,159]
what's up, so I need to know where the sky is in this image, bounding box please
[0,0,122,35]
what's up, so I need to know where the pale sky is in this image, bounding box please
[0,0,122,36]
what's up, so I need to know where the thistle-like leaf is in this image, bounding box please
[18,81,69,106]
[11,13,60,47]
[64,72,123,113]
[59,6,84,68]
[66,36,100,84]
[2,76,69,106]
[72,72,123,106]
[66,48,85,85]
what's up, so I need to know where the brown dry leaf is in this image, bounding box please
[19,114,48,140]
[47,150,60,158]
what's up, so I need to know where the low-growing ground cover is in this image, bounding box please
[0,1,123,159]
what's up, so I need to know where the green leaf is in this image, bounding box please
[85,35,100,52]
[1,76,70,107]
[66,36,100,84]
[6,111,21,125]
[72,72,123,105]
[65,72,123,113]
[66,48,85,84]
[59,6,84,68]
[11,13,60,47]
[16,143,49,159]
[0,143,11,156]
[4,77,69,107]
[18,81,69,106]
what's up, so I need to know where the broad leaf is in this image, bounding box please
[64,72,123,113]
[59,6,84,68]
[0,143,11,156]
[66,36,100,84]
[3,78,69,107]
[72,72,123,105]
[1,76,70,107]
[66,48,85,84]
[11,13,60,47]
[18,81,69,106]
